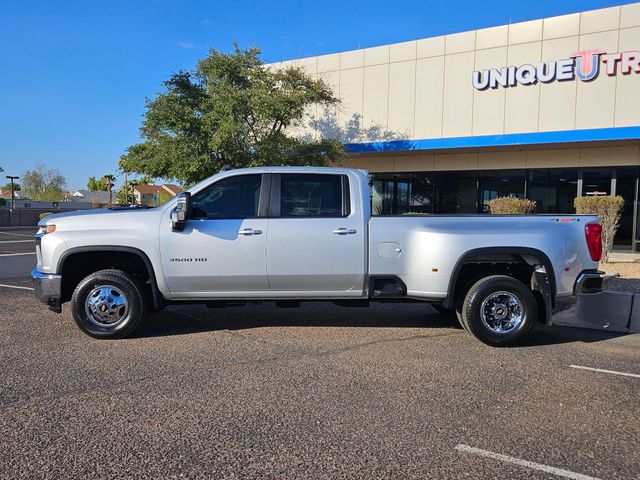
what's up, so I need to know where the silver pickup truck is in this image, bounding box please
[32,166,604,346]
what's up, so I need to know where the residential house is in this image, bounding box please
[132,184,182,206]
[70,190,112,207]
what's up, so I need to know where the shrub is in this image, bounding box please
[488,197,537,214]
[574,196,624,263]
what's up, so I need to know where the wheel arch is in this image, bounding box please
[443,246,556,314]
[57,246,164,310]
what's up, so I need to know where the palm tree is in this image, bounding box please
[103,174,116,205]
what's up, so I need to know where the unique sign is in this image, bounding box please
[472,49,640,90]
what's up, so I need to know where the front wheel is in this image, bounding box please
[71,269,146,339]
[460,275,537,347]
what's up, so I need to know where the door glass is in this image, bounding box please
[527,169,578,213]
[582,168,612,197]
[434,172,478,213]
[616,167,638,250]
[371,176,394,215]
[191,174,262,219]
[478,170,525,213]
[396,180,410,214]
[280,174,346,217]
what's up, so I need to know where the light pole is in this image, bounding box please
[6,175,19,208]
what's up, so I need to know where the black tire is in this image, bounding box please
[461,275,537,347]
[71,269,146,339]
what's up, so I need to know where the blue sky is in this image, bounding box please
[0,0,631,189]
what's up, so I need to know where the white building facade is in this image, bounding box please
[274,3,640,249]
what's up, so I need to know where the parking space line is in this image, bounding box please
[0,284,34,291]
[0,231,33,238]
[569,365,640,379]
[0,252,35,257]
[0,240,34,244]
[455,444,600,480]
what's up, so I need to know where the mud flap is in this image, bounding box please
[531,266,553,325]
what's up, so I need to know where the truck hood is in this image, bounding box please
[40,207,163,227]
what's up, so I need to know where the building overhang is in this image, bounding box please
[345,126,640,156]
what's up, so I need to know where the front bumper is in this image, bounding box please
[574,269,605,296]
[31,268,62,312]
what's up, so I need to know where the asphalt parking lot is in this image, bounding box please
[1,227,639,479]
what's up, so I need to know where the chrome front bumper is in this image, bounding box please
[574,270,605,296]
[31,268,62,312]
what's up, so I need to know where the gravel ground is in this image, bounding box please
[1,284,639,479]
[600,262,640,293]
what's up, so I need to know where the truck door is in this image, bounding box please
[159,173,269,296]
[265,173,365,296]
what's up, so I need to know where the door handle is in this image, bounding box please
[238,228,263,235]
[332,228,357,235]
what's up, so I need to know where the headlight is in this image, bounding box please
[37,224,56,235]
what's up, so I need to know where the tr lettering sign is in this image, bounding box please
[472,49,640,90]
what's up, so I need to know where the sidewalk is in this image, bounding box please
[554,293,640,333]
[608,251,640,263]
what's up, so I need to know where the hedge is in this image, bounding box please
[488,197,537,214]
[574,195,624,263]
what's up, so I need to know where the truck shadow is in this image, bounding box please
[136,302,463,337]
[135,302,627,346]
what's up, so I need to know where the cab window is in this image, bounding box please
[191,174,262,219]
[279,174,349,217]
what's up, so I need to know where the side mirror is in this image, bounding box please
[171,192,191,231]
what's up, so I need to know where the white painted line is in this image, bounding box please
[0,252,35,257]
[0,239,34,244]
[0,284,34,291]
[0,231,33,238]
[455,444,601,480]
[569,365,640,379]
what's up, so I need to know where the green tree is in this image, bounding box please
[120,45,343,186]
[1,182,20,191]
[87,176,101,191]
[87,175,117,192]
[22,164,67,201]
[115,179,143,205]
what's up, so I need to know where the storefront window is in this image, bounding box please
[370,173,433,215]
[582,168,612,197]
[371,175,394,215]
[527,169,578,213]
[615,167,638,250]
[478,170,526,213]
[433,172,477,213]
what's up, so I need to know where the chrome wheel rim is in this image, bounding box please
[480,291,523,334]
[84,285,129,328]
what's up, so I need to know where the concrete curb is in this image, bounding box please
[553,291,639,333]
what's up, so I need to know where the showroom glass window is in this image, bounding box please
[433,172,478,214]
[615,166,638,249]
[527,169,578,213]
[190,174,262,219]
[582,168,612,196]
[370,173,433,215]
[478,170,526,213]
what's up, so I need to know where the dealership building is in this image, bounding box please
[272,2,640,249]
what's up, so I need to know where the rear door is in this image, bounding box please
[265,173,365,296]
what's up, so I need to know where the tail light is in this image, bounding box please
[585,223,602,262]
